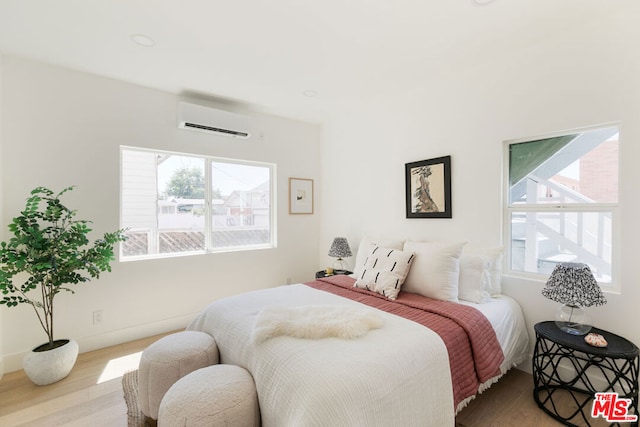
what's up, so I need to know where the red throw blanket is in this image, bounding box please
[305,275,504,409]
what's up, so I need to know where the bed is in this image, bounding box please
[187,269,529,426]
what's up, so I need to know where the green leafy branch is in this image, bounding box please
[0,186,127,349]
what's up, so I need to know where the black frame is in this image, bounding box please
[405,155,452,219]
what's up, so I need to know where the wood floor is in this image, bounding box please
[457,370,610,427]
[0,332,591,426]
[457,369,566,427]
[0,332,174,427]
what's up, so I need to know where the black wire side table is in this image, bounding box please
[533,321,639,427]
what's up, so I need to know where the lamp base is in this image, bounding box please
[555,304,592,335]
[332,258,347,271]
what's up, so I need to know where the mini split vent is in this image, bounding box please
[178,102,251,139]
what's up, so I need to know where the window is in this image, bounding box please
[504,125,619,288]
[120,147,276,260]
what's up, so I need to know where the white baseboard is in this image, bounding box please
[532,354,612,391]
[1,312,197,375]
[515,351,610,391]
[516,352,533,374]
[2,331,613,394]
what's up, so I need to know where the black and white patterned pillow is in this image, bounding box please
[354,246,415,300]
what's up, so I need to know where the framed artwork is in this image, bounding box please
[289,178,314,214]
[405,155,452,218]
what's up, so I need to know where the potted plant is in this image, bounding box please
[0,186,127,385]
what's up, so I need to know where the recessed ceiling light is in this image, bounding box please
[472,0,496,5]
[130,33,155,47]
[303,90,318,97]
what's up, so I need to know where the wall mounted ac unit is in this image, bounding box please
[178,102,251,139]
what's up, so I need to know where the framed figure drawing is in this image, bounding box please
[289,178,314,214]
[405,156,452,218]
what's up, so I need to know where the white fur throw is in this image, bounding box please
[251,305,383,343]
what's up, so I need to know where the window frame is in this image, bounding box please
[502,124,621,292]
[120,146,277,261]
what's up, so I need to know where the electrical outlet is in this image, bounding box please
[93,310,104,325]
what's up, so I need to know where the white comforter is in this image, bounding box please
[188,283,455,427]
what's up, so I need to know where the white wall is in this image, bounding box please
[318,8,640,365]
[0,56,322,372]
[3,8,638,378]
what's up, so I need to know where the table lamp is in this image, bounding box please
[541,262,606,335]
[328,237,352,272]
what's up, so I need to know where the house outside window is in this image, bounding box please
[120,147,276,260]
[503,125,620,290]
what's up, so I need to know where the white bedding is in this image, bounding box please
[459,295,530,376]
[456,295,530,408]
[188,283,456,427]
[187,283,530,425]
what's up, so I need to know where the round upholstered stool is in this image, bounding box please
[138,331,219,420]
[158,364,260,427]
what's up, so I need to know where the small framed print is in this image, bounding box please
[405,156,452,218]
[289,178,314,214]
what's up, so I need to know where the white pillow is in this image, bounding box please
[351,236,404,278]
[401,241,466,302]
[458,254,491,304]
[464,247,503,295]
[354,246,415,300]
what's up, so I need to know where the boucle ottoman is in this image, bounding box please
[138,331,219,420]
[158,364,260,427]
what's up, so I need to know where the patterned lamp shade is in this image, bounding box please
[328,237,352,272]
[542,263,606,307]
[328,237,353,259]
[541,262,606,335]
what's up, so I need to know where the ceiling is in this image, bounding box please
[0,0,636,123]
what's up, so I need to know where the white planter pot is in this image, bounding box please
[23,339,79,386]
